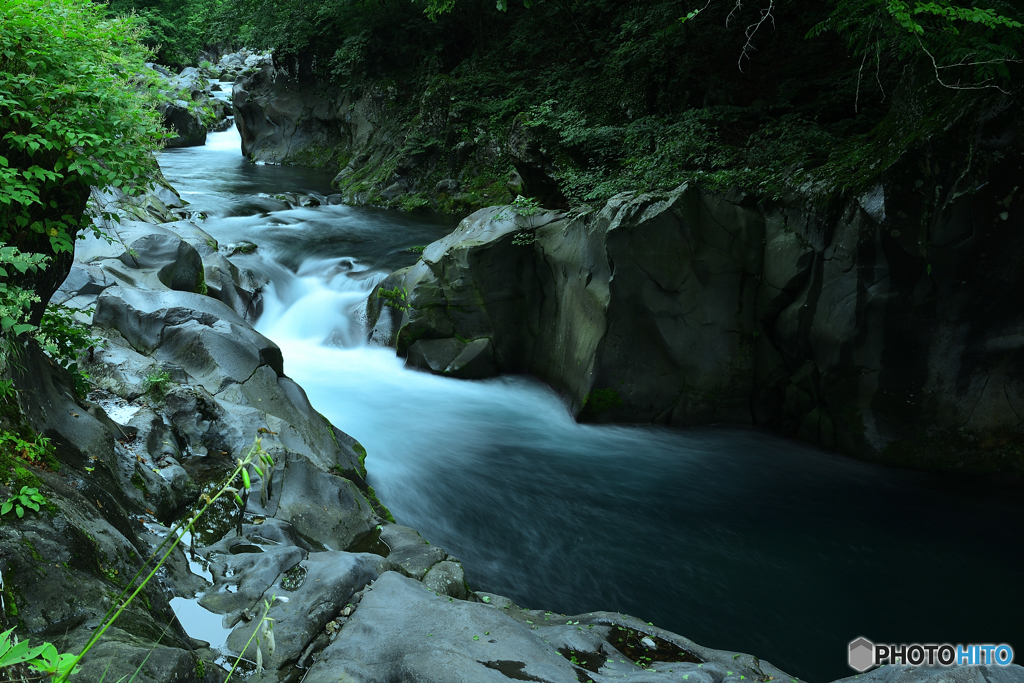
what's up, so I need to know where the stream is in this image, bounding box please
[156,118,1024,683]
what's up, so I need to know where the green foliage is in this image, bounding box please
[0,0,166,322]
[0,431,55,469]
[498,195,543,243]
[0,244,47,336]
[142,369,172,399]
[1,486,47,519]
[0,627,78,678]
[377,286,410,312]
[106,0,230,65]
[416,0,534,20]
[35,303,101,398]
[807,0,1023,90]
[0,439,278,681]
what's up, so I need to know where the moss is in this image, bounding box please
[352,442,367,479]
[131,471,148,496]
[579,388,623,418]
[195,659,206,679]
[20,537,44,563]
[366,485,396,523]
[398,193,431,212]
[844,406,866,437]
[194,270,209,296]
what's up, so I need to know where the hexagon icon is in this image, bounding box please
[848,637,875,672]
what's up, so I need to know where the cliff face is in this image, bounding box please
[373,153,1024,473]
[233,55,1024,473]
[232,64,382,173]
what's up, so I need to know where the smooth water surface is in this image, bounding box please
[158,126,1024,682]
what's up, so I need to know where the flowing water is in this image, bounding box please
[157,120,1024,682]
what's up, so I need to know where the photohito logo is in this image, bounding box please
[848,637,1015,672]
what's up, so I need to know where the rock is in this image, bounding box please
[302,571,580,683]
[225,551,378,673]
[303,572,796,683]
[200,541,306,622]
[434,178,459,193]
[233,65,356,168]
[422,560,470,600]
[406,337,464,373]
[381,181,409,199]
[406,337,496,379]
[58,627,223,683]
[120,232,204,292]
[390,179,1024,472]
[260,453,377,550]
[508,113,568,208]
[145,62,234,147]
[159,100,208,148]
[377,524,447,580]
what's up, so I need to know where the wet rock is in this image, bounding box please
[434,178,459,193]
[233,65,353,168]
[200,541,306,622]
[422,560,470,600]
[377,524,447,580]
[406,338,464,374]
[120,232,205,292]
[303,571,580,683]
[159,99,208,148]
[58,626,224,683]
[226,551,378,673]
[268,454,377,551]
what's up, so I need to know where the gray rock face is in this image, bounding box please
[302,571,799,683]
[233,64,362,168]
[225,551,378,671]
[269,453,376,551]
[391,180,1024,472]
[158,99,208,148]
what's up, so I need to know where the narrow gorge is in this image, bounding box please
[2,1,1023,682]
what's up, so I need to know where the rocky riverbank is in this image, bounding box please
[0,181,819,682]
[5,151,1019,682]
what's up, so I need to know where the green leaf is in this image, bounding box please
[0,502,11,515]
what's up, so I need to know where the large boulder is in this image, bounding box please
[233,64,359,167]
[302,571,796,683]
[390,177,1024,473]
[158,99,208,148]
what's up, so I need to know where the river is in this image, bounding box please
[156,118,1024,683]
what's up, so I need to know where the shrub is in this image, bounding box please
[0,0,166,322]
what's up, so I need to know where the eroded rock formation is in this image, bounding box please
[373,172,1024,473]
